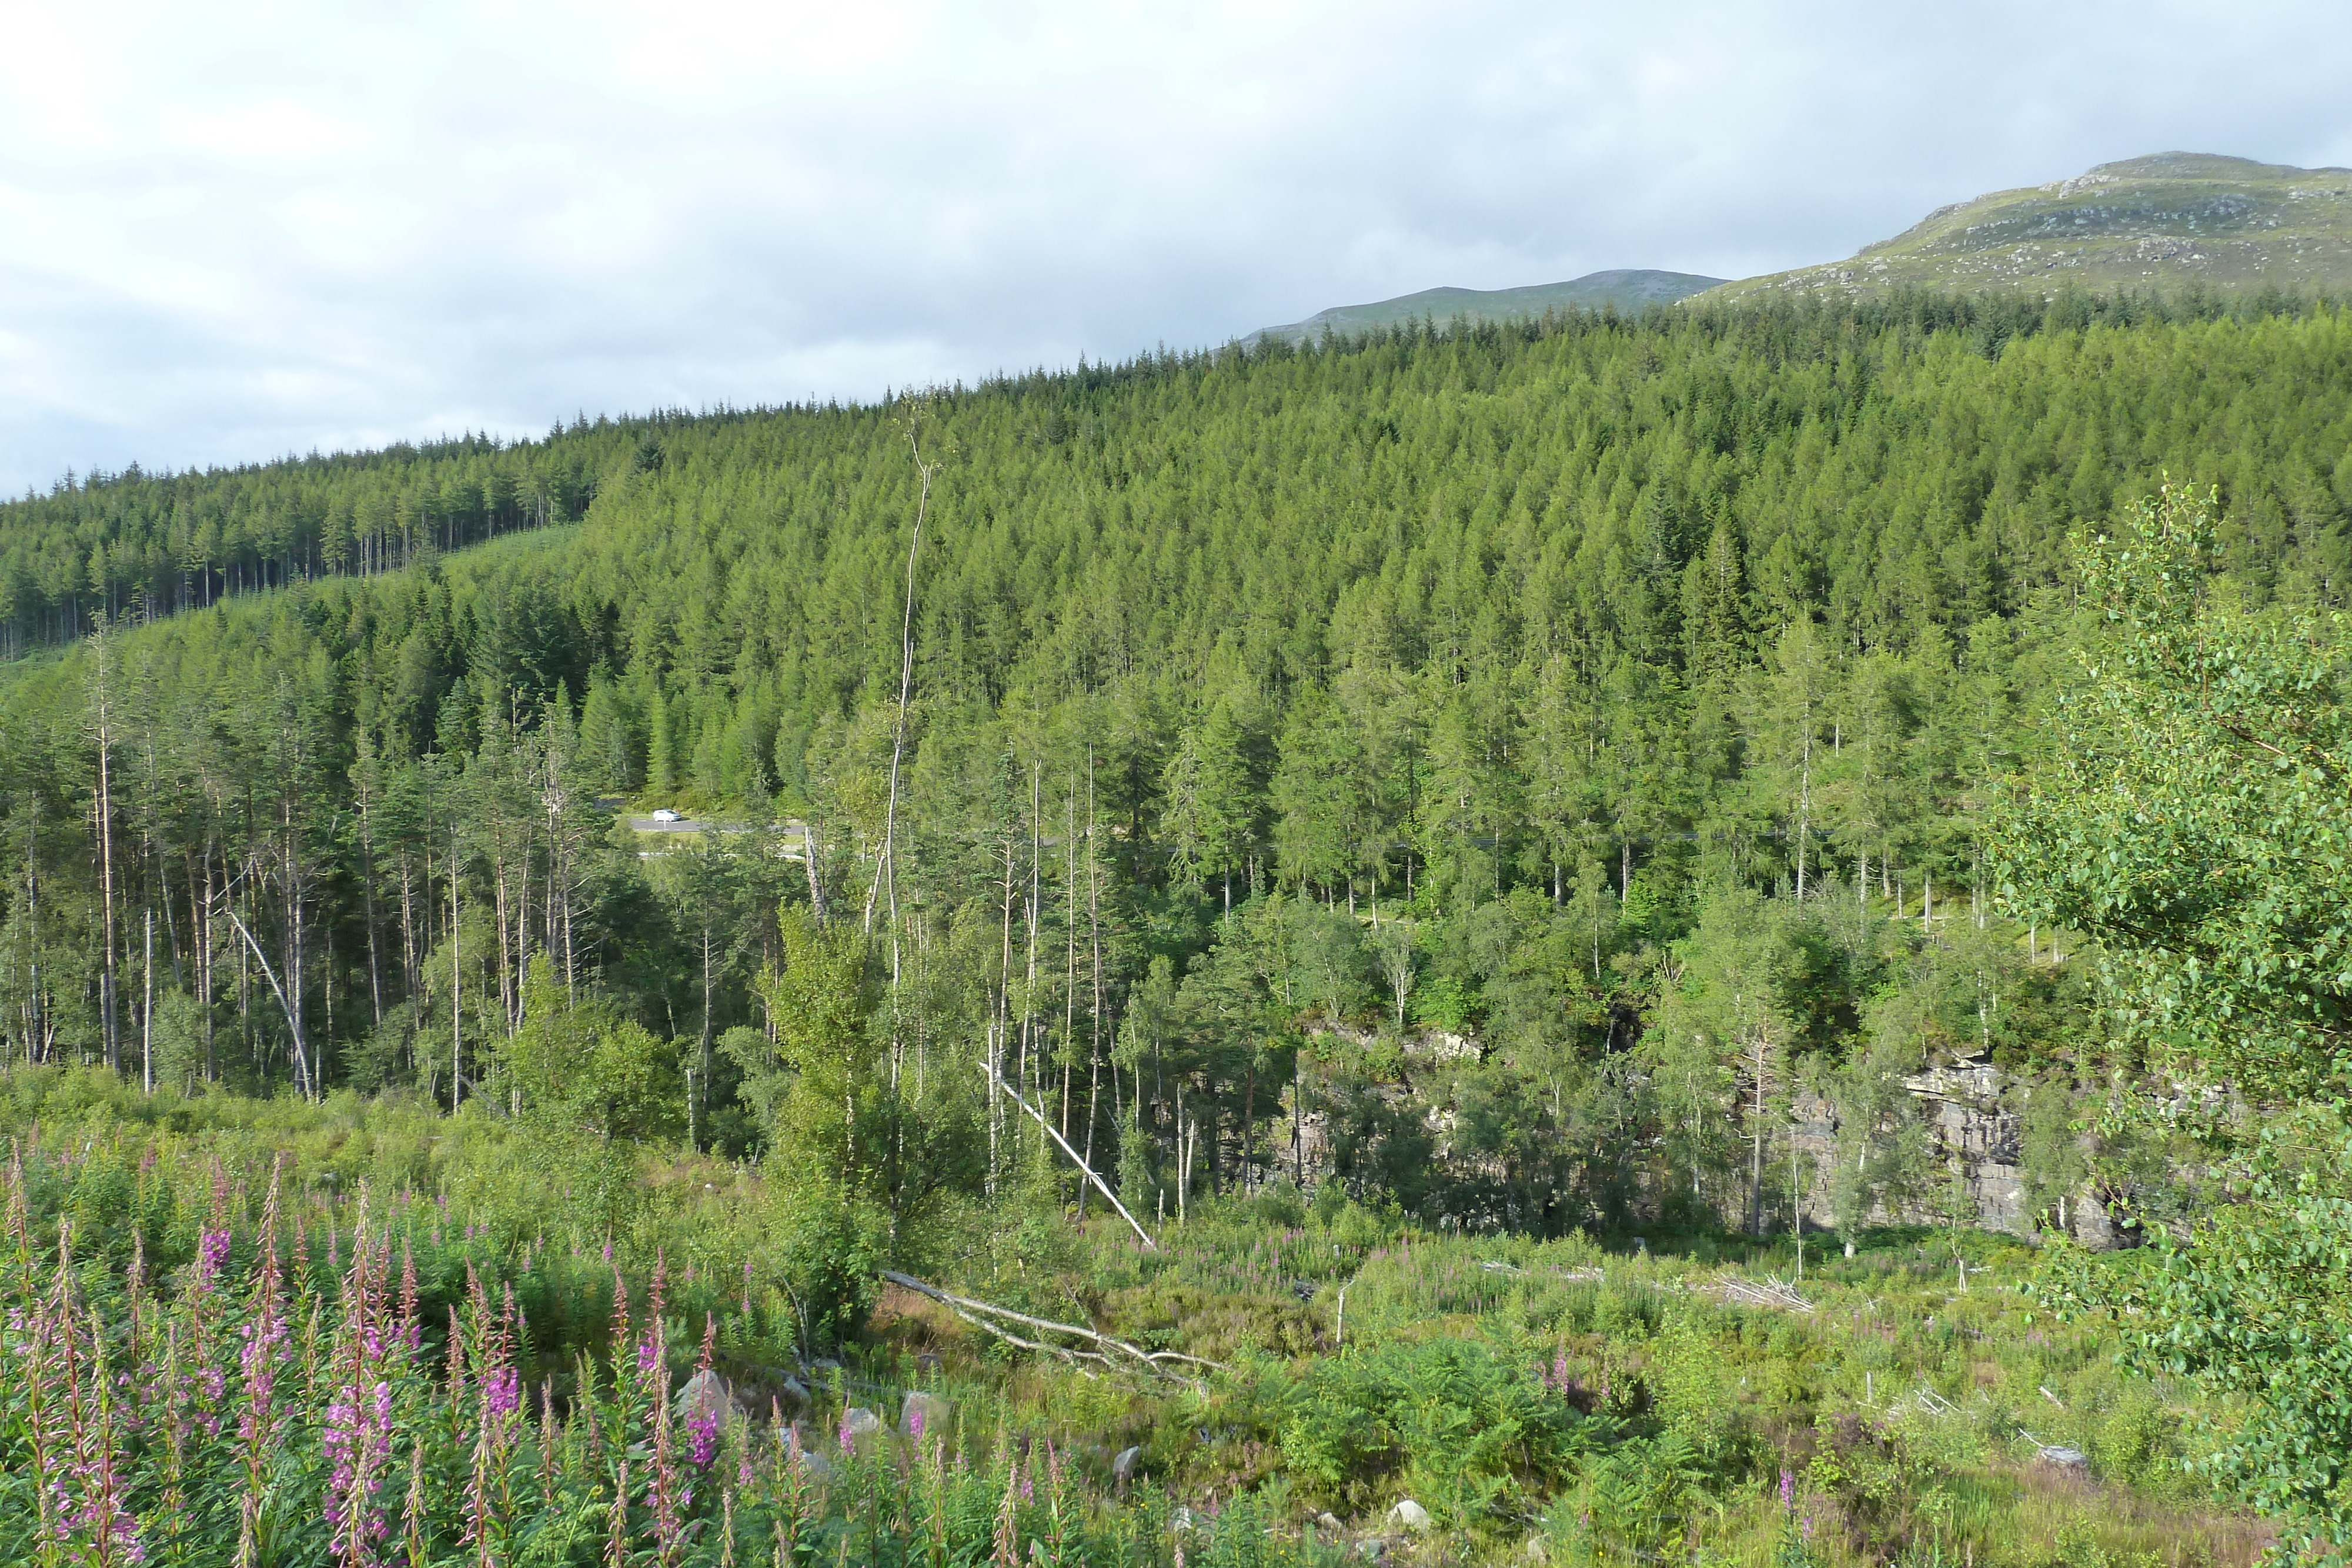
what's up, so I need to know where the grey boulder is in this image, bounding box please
[902,1391,951,1437]
[674,1369,735,1428]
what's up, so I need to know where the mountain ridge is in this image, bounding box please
[1250,268,1725,343]
[1707,151,2352,300]
[1263,154,2352,339]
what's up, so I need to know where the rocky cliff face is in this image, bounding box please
[1289,1033,2139,1248]
[1752,1057,2141,1248]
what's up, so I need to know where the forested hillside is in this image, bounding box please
[4,292,2351,1235]
[7,292,2352,1565]
[0,423,620,654]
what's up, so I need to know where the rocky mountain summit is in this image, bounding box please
[1710,151,2352,299]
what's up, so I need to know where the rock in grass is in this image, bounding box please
[1314,1512,1344,1534]
[675,1368,735,1428]
[1112,1445,1144,1486]
[1387,1500,1432,1532]
[902,1391,951,1437]
[2037,1445,2090,1470]
[775,1377,811,1415]
[840,1406,884,1443]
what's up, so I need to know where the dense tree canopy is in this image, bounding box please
[2,290,2350,1243]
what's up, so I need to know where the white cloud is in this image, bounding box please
[2,0,2348,490]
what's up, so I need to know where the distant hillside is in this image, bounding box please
[1709,152,2352,300]
[1252,268,1724,342]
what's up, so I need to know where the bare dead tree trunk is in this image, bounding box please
[1795,677,1814,900]
[222,891,310,1098]
[1081,749,1104,1215]
[994,774,1018,1188]
[450,830,463,1112]
[864,403,938,942]
[358,760,385,1028]
[697,915,717,1148]
[141,908,153,1094]
[1019,764,1041,1155]
[800,814,829,927]
[1062,770,1077,1142]
[89,627,122,1072]
[1750,1032,1769,1238]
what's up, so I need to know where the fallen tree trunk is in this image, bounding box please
[984,1064,1157,1249]
[879,1270,1224,1388]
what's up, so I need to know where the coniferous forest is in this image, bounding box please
[5,291,2352,1566]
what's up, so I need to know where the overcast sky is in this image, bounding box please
[4,0,2350,494]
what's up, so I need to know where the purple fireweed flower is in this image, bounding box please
[1780,1470,1795,1511]
[195,1230,232,1289]
[484,1368,520,1422]
[65,1493,144,1564]
[688,1410,719,1466]
[323,1378,396,1556]
[908,1406,926,1441]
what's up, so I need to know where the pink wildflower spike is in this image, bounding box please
[195,1229,232,1289]
[688,1408,720,1467]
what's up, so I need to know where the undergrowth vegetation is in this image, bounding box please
[0,1076,2278,1566]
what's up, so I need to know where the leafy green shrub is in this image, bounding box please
[1277,1336,1601,1526]
[2090,1383,2183,1493]
[1644,1309,1753,1469]
[1544,1431,1708,1565]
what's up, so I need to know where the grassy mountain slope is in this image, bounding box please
[1710,152,2352,301]
[1252,268,1724,342]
